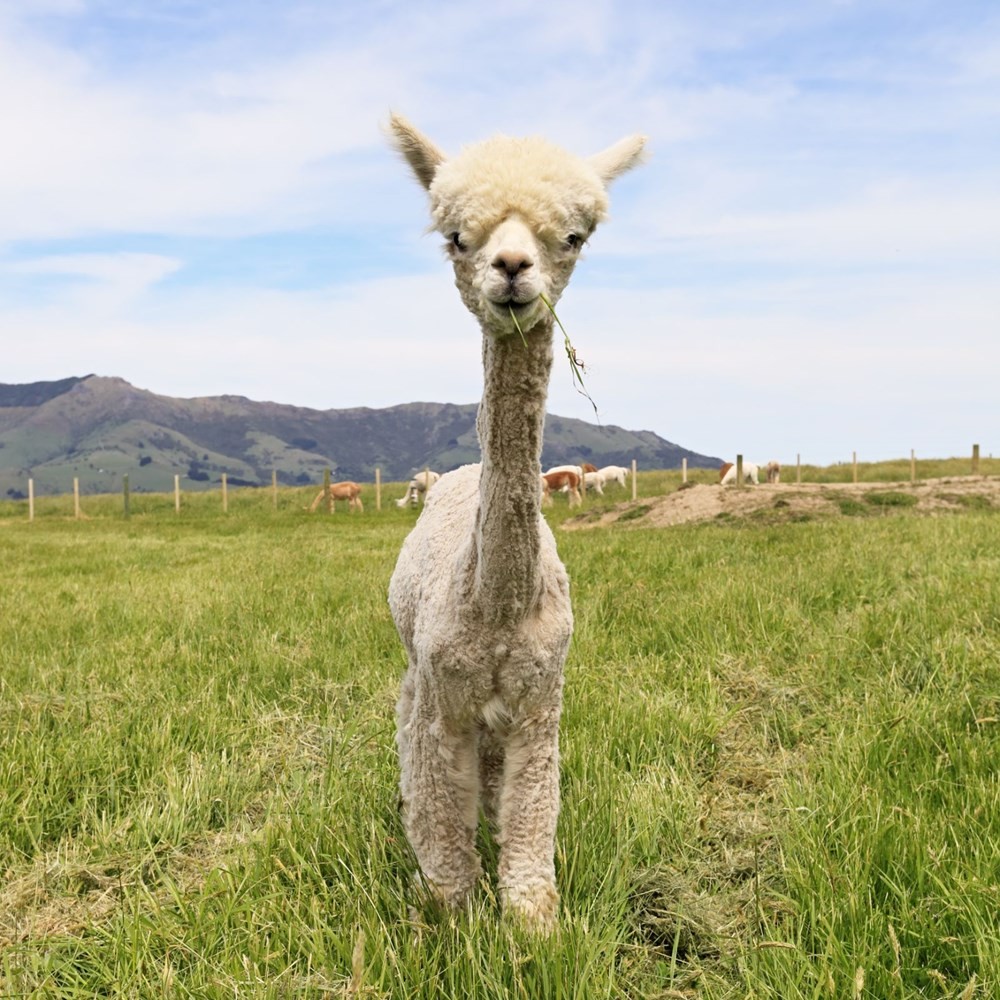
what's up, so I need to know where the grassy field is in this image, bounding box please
[1,464,998,997]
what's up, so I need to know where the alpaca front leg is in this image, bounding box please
[495,712,561,930]
[398,711,482,910]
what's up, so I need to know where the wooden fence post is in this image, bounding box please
[272,470,278,510]
[796,453,801,485]
[631,459,637,501]
[175,474,181,514]
[375,468,382,511]
[972,443,980,475]
[73,477,81,519]
[852,451,858,484]
[681,457,687,484]
[123,474,130,519]
[736,453,744,487]
[323,468,332,514]
[222,473,228,513]
[28,478,34,522]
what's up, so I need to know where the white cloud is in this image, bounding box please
[1,1,997,466]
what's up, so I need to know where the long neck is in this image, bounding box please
[471,320,554,624]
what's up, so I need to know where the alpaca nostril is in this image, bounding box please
[492,251,533,277]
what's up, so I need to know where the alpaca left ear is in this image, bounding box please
[387,113,447,191]
[589,134,648,184]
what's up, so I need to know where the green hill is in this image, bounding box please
[0,375,722,498]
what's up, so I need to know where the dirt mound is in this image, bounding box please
[564,476,1000,530]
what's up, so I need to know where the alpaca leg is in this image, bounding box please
[495,711,561,930]
[397,679,482,908]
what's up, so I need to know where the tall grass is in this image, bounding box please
[1,487,998,997]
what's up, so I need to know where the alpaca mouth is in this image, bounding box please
[488,296,537,319]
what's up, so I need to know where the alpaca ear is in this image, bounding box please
[588,134,648,184]
[387,113,447,191]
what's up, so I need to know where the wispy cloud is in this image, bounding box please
[2,0,997,463]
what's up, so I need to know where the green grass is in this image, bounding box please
[1,476,998,997]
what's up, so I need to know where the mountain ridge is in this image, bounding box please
[0,375,722,498]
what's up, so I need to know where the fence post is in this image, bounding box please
[736,453,744,487]
[28,478,35,522]
[852,451,858,484]
[682,457,687,484]
[375,468,382,511]
[123,474,130,519]
[73,477,81,519]
[175,474,181,513]
[796,453,801,485]
[272,470,278,510]
[323,468,332,514]
[222,473,228,513]
[631,458,637,501]
[972,443,980,475]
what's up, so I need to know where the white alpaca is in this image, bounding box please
[396,470,441,508]
[596,465,630,489]
[387,114,645,930]
[720,461,760,485]
[765,460,781,484]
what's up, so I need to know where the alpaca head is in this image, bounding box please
[389,114,646,338]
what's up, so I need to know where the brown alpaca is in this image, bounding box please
[307,480,363,513]
[541,470,582,507]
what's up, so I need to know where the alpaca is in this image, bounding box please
[541,469,582,507]
[395,469,441,508]
[765,460,781,484]
[596,465,630,489]
[307,480,364,512]
[720,461,759,485]
[387,113,645,930]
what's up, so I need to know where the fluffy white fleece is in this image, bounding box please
[387,114,645,931]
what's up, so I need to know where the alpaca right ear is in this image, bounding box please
[388,113,447,191]
[588,134,648,184]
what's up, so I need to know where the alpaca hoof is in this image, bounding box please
[417,872,476,912]
[501,881,559,933]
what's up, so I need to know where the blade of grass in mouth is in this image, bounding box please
[539,293,600,423]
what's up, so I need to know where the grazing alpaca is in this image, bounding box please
[596,465,630,489]
[387,113,645,930]
[541,469,582,507]
[765,460,781,484]
[720,461,759,485]
[307,480,364,512]
[395,469,442,508]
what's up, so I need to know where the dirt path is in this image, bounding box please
[564,476,1000,530]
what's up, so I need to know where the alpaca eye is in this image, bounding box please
[564,233,584,251]
[449,232,467,252]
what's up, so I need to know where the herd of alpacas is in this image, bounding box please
[306,461,631,515]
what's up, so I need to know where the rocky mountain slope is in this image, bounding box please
[0,375,722,497]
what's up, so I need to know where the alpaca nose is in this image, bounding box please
[492,250,533,277]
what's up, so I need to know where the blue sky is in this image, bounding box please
[3,0,997,465]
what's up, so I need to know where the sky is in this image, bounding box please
[2,0,998,466]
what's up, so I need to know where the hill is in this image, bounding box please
[0,375,722,498]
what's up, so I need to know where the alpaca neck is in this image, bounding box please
[471,320,553,624]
